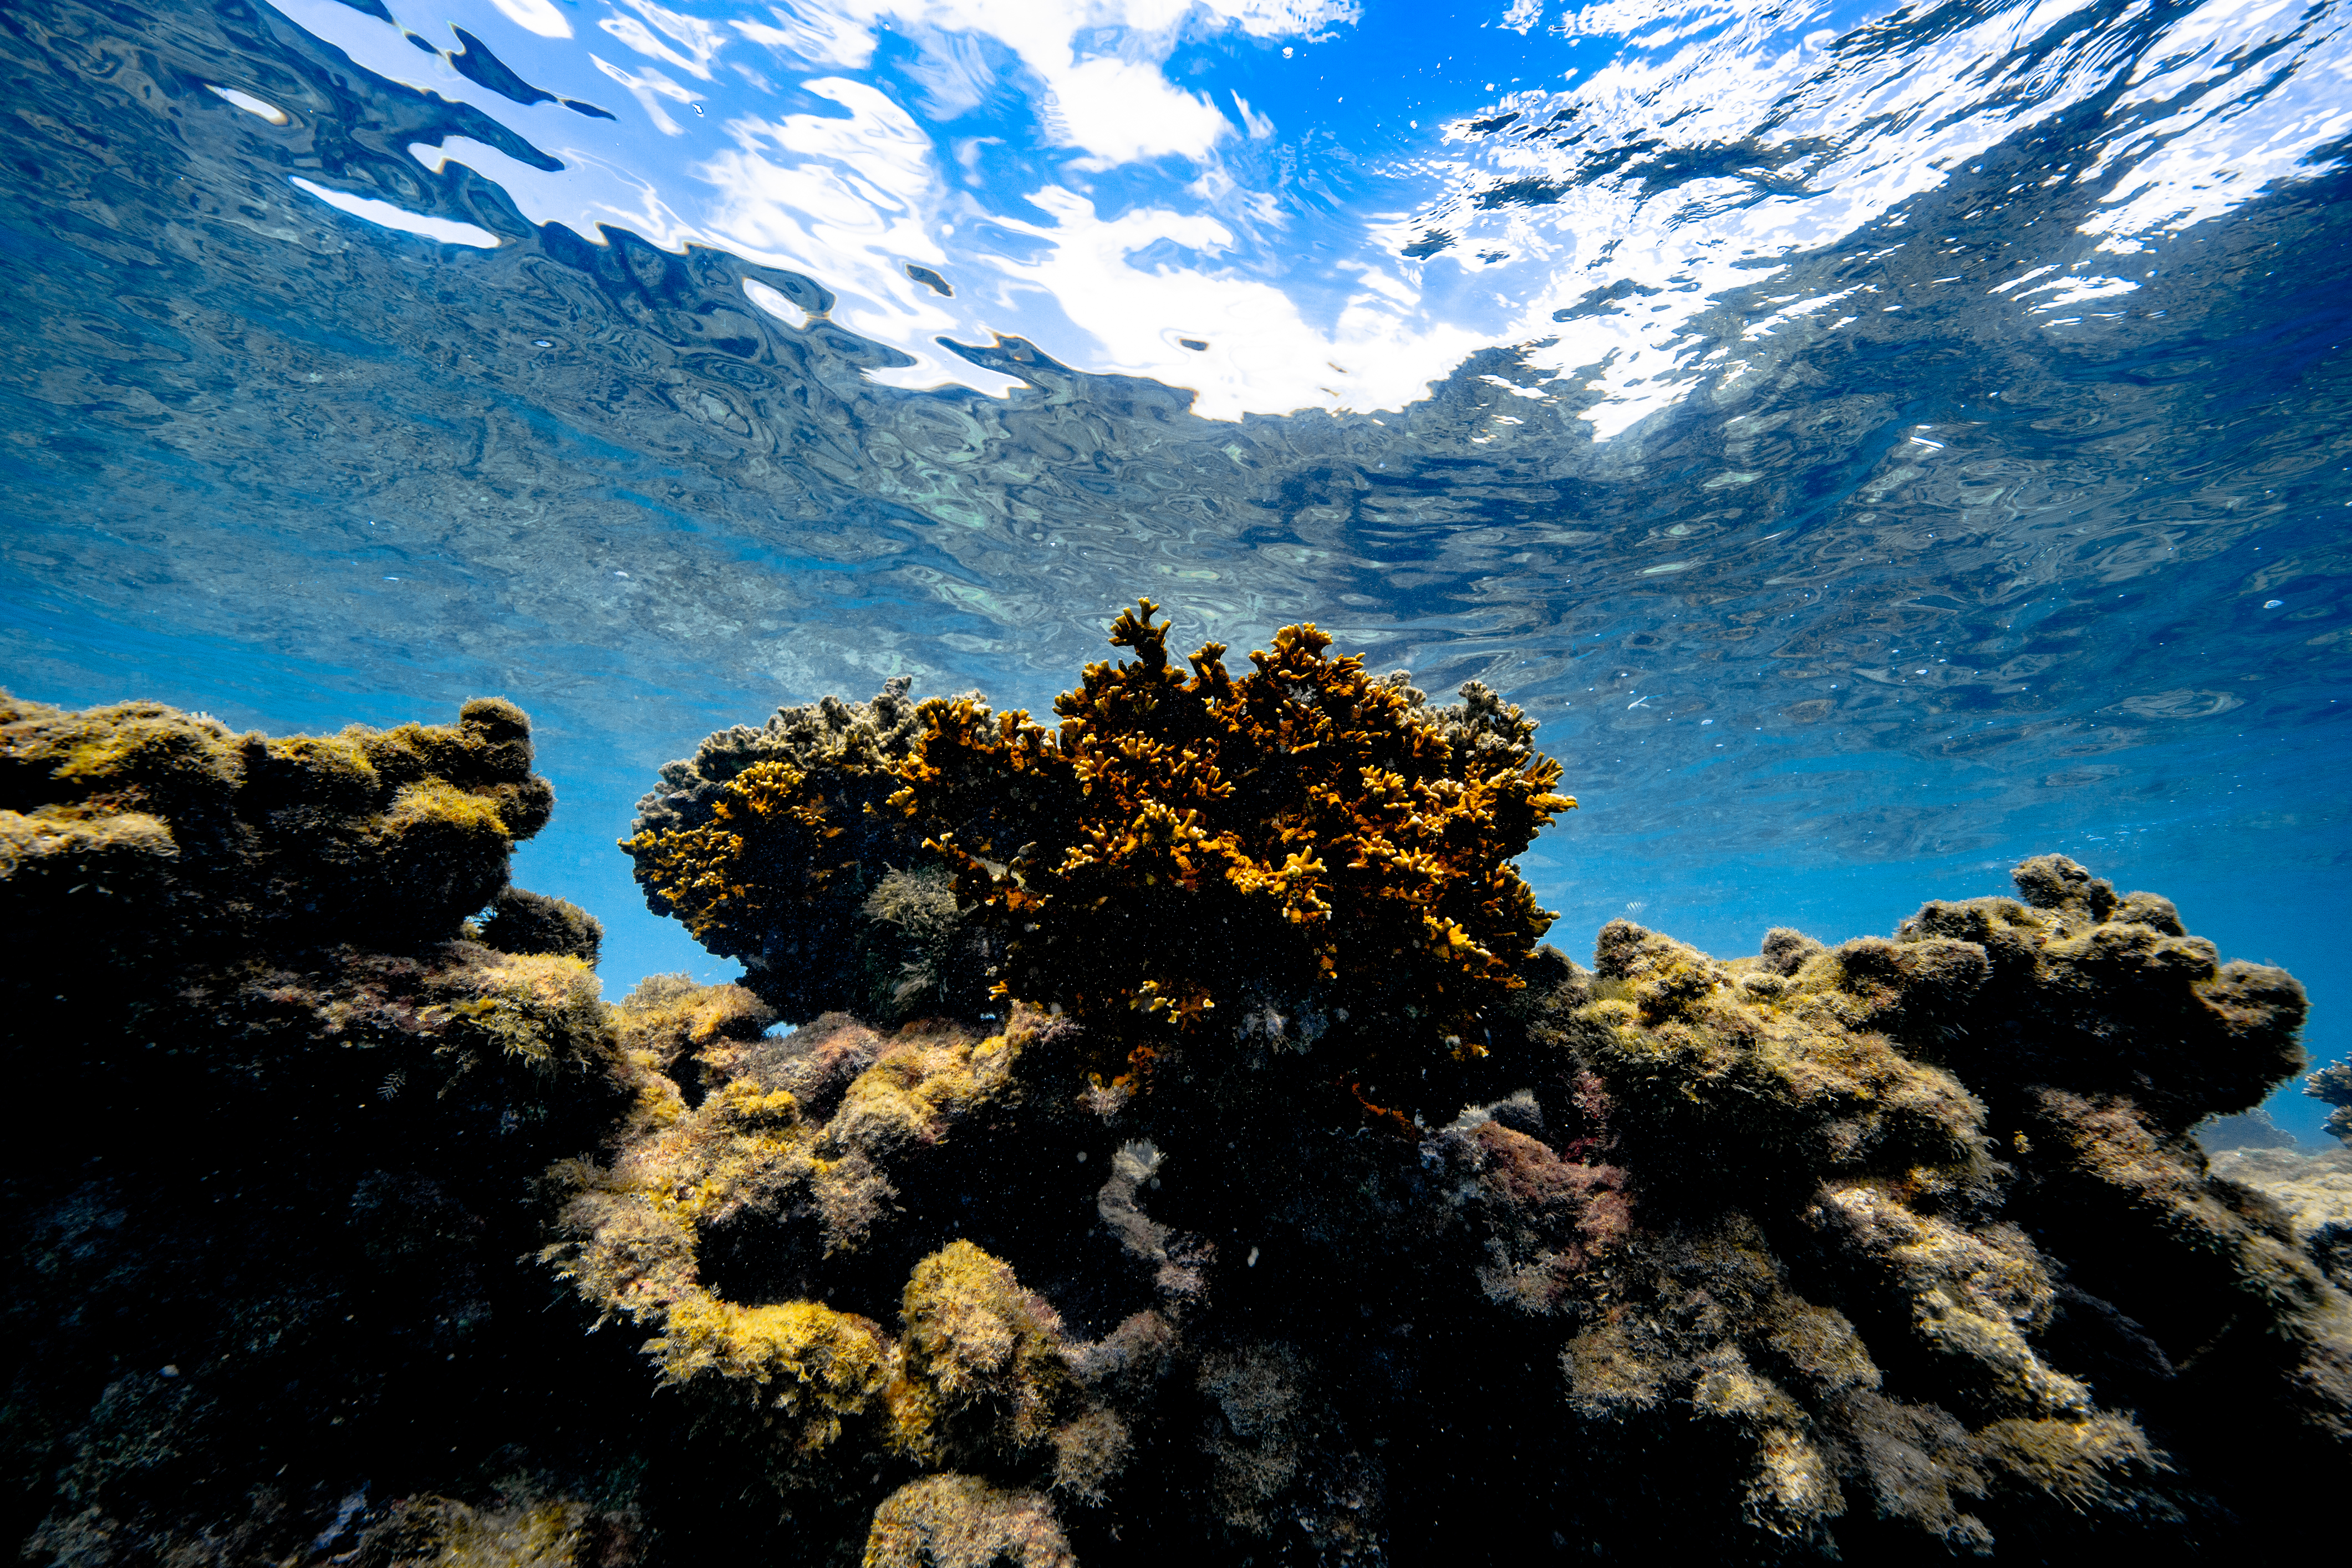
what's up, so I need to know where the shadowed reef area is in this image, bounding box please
[3,607,2345,1565]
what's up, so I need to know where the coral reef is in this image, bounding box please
[572,606,2344,1561]
[863,1473,1073,1568]
[2310,1059,2352,1146]
[889,600,1573,1127]
[2207,1143,2352,1290]
[12,612,2349,1565]
[543,1000,1139,1523]
[550,848,2346,1560]
[1,694,648,1568]
[2,693,553,970]
[480,884,605,965]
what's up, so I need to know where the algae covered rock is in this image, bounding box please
[2,692,552,969]
[1,694,650,1568]
[480,884,605,965]
[2311,1059,2352,1147]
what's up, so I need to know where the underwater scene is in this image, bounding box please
[3,0,2349,1561]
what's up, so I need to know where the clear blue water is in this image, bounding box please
[3,0,2346,1134]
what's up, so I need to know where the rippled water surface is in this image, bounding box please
[3,0,2347,1129]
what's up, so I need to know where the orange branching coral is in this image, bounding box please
[890,600,1572,1107]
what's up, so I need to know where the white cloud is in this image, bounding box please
[873,2,1233,164]
[410,135,706,248]
[1054,55,1232,164]
[208,84,289,123]
[733,4,879,69]
[2075,0,2351,250]
[1386,0,2351,436]
[1500,0,1545,34]
[755,1,1362,166]
[272,0,2348,440]
[1196,0,1362,38]
[697,79,975,378]
[975,184,1491,418]
[742,277,812,328]
[900,28,999,117]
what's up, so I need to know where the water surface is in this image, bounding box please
[3,0,2345,1131]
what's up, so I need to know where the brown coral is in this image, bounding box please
[889,599,1572,1120]
[620,679,994,1022]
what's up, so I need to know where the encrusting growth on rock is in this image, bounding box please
[620,679,997,1024]
[862,1473,1074,1568]
[2310,1060,2352,1147]
[480,884,605,965]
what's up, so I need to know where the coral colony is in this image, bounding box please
[4,602,2347,1565]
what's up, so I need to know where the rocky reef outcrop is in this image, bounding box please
[1,694,644,1567]
[8,604,2347,1566]
[577,607,2345,1562]
[2310,1059,2352,1147]
[619,677,992,1026]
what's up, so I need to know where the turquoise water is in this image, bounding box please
[3,0,2346,1134]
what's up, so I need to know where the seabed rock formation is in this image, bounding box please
[5,605,2348,1565]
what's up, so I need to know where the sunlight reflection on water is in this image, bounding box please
[1,0,2346,1131]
